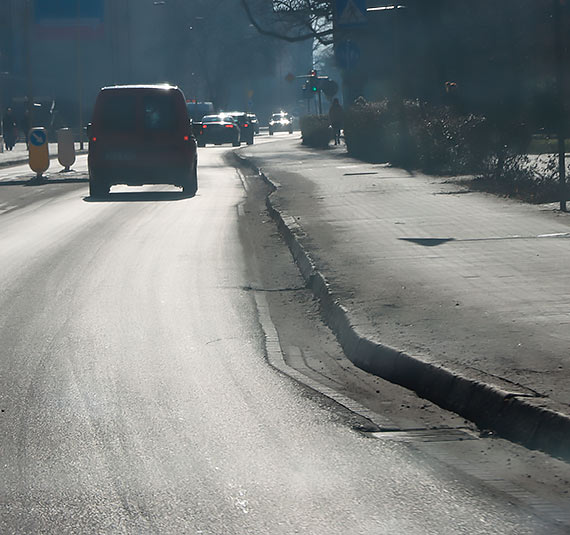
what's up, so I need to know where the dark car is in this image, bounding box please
[195,114,240,147]
[268,112,293,135]
[247,113,260,135]
[224,111,254,145]
[88,84,198,197]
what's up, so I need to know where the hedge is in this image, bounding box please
[300,115,333,148]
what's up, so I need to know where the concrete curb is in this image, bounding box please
[233,150,570,462]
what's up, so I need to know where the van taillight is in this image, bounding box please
[183,135,189,141]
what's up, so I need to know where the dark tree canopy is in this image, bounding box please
[240,0,335,44]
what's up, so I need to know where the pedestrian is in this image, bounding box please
[2,108,17,151]
[21,108,31,149]
[328,98,343,145]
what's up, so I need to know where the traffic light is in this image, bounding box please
[309,69,319,92]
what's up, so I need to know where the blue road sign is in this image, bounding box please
[30,129,47,147]
[335,0,367,28]
[335,40,361,71]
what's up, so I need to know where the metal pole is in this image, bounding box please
[126,0,132,80]
[0,74,4,140]
[76,0,84,150]
[554,0,567,211]
[25,0,34,129]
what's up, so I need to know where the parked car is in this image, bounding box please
[268,112,293,135]
[224,111,254,145]
[247,113,260,134]
[88,84,198,197]
[194,114,240,147]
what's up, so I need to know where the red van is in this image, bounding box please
[88,84,198,197]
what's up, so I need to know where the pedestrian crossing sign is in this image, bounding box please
[336,0,367,27]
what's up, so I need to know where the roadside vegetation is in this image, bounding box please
[300,98,566,204]
[299,115,333,148]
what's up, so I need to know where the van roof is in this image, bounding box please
[100,84,180,92]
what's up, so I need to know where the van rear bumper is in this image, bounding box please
[89,163,194,186]
[88,149,196,186]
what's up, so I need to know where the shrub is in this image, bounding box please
[472,152,563,203]
[413,108,492,174]
[344,98,532,176]
[300,115,333,148]
[343,98,396,162]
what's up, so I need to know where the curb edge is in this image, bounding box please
[232,150,570,462]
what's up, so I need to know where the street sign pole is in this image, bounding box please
[76,0,84,150]
[25,0,34,127]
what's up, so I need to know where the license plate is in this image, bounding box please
[105,151,135,161]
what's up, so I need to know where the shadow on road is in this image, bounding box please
[83,190,195,203]
[399,237,455,247]
[0,178,89,187]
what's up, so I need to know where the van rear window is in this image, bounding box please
[143,94,177,130]
[99,95,137,131]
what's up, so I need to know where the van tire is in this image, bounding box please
[183,165,198,196]
[89,180,110,198]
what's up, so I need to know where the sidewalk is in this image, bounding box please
[0,142,87,169]
[237,136,570,460]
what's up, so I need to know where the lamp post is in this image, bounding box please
[0,72,9,140]
[553,0,566,211]
[76,0,84,149]
[25,0,34,128]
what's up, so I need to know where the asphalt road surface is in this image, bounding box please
[0,149,565,534]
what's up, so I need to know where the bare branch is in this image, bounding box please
[240,0,334,45]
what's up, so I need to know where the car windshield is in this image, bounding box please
[202,115,224,123]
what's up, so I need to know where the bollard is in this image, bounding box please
[57,128,76,171]
[0,135,3,153]
[28,127,49,182]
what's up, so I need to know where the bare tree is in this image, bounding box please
[158,0,277,106]
[240,0,334,45]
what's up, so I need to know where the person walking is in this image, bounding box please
[328,98,344,145]
[21,108,31,149]
[2,108,17,151]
